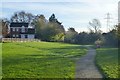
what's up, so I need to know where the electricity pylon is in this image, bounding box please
[104,13,112,32]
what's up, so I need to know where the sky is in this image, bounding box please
[0,0,119,33]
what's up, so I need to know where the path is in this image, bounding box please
[75,46,103,78]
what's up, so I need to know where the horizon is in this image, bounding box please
[0,0,119,33]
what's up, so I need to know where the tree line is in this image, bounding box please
[0,11,119,47]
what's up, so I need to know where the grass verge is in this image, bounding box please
[2,42,86,78]
[96,48,119,78]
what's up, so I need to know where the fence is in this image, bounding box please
[2,38,41,42]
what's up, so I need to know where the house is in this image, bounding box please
[10,22,35,39]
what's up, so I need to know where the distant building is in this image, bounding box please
[118,1,120,24]
[10,22,35,39]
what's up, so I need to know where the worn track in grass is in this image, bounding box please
[75,46,103,78]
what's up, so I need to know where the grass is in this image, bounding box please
[0,43,2,79]
[96,48,119,78]
[2,42,86,78]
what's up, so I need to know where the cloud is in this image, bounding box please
[1,0,119,32]
[1,0,92,2]
[2,0,118,3]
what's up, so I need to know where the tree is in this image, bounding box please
[46,14,65,41]
[102,29,118,47]
[34,14,65,42]
[74,32,87,44]
[116,24,120,47]
[10,11,34,23]
[19,11,26,22]
[0,19,9,38]
[0,19,2,39]
[89,19,101,33]
[34,14,47,39]
[11,12,18,22]
[116,24,120,39]
[49,13,56,22]
[26,13,34,23]
[68,28,76,32]
[64,27,78,43]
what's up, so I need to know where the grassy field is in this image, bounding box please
[96,48,119,78]
[0,43,2,79]
[2,42,86,78]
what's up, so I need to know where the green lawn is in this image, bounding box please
[0,43,2,79]
[96,48,119,78]
[2,42,86,78]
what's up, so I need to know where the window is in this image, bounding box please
[16,35,19,37]
[19,35,21,38]
[19,28,21,32]
[13,28,15,31]
[22,28,25,32]
[13,34,15,37]
[16,28,19,31]
[25,35,28,38]
[22,26,25,32]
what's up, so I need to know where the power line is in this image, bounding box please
[104,13,112,32]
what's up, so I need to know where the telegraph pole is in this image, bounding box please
[104,13,112,32]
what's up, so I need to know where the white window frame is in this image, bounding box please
[13,28,15,31]
[21,34,26,38]
[22,26,25,32]
[13,34,15,37]
[16,28,19,31]
[16,35,19,37]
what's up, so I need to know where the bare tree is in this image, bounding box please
[89,19,101,33]
[10,11,34,23]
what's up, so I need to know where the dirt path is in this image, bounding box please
[75,46,103,78]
